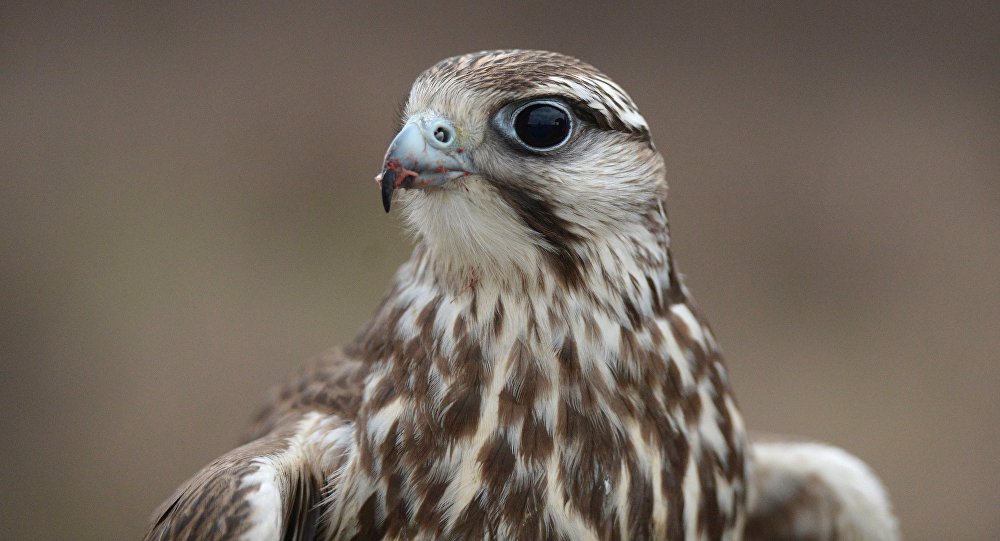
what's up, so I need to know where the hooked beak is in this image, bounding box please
[375,116,473,212]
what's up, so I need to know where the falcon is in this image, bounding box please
[145,50,899,540]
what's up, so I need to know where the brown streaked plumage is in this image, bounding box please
[145,50,899,540]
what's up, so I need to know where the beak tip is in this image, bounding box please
[378,170,395,213]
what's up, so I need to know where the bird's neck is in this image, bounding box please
[352,202,692,381]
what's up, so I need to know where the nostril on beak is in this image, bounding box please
[433,126,451,144]
[426,119,456,149]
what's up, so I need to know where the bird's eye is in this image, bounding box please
[512,102,572,151]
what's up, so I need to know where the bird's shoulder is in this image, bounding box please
[244,345,371,441]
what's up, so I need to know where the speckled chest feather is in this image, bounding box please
[322,245,749,541]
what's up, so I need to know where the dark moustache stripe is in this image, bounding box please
[494,184,585,289]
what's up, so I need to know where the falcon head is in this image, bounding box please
[376,50,667,282]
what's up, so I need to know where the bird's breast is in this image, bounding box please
[334,304,748,540]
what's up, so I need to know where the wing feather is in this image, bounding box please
[146,347,369,540]
[745,435,899,541]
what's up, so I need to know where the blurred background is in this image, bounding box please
[1,2,997,539]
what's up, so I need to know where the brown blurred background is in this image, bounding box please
[1,2,997,539]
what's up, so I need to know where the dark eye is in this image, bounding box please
[512,102,572,150]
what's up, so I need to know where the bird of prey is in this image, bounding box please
[145,50,899,541]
